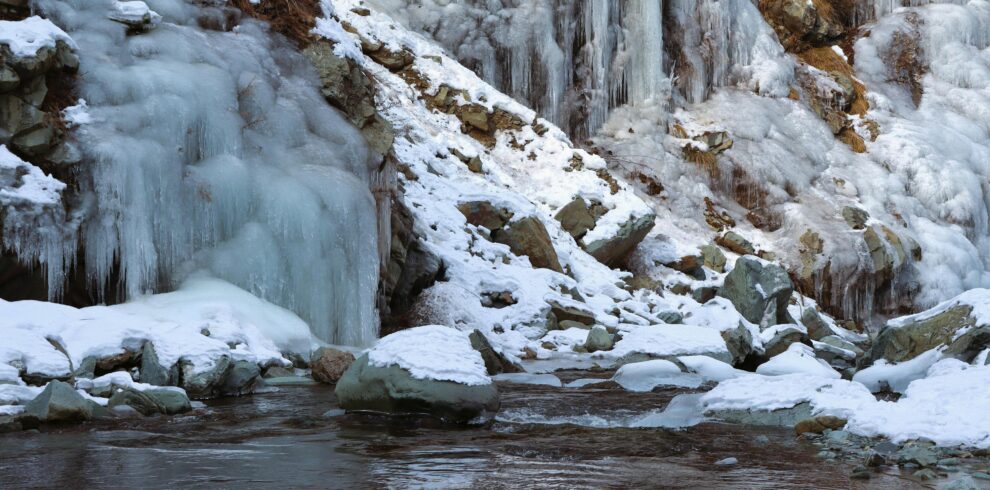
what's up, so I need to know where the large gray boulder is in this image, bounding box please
[336,354,500,425]
[180,356,233,399]
[22,381,95,423]
[584,213,656,268]
[718,256,794,326]
[220,360,261,397]
[145,388,192,415]
[108,387,165,416]
[863,299,990,367]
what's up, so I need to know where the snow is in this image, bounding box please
[755,343,841,379]
[0,16,76,57]
[75,371,186,395]
[602,324,730,362]
[108,1,161,26]
[0,276,302,380]
[612,359,704,392]
[366,325,490,386]
[853,349,942,393]
[678,355,747,382]
[62,99,93,127]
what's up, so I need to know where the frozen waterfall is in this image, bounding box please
[33,0,381,346]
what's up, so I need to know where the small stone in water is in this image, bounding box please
[851,466,871,480]
[714,457,738,466]
[754,435,770,445]
[323,409,346,418]
[913,468,938,480]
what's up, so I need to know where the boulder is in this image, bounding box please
[584,213,656,268]
[220,360,260,396]
[107,387,164,416]
[700,243,727,273]
[800,308,840,341]
[584,326,614,353]
[721,323,759,366]
[140,341,177,386]
[707,401,814,427]
[554,197,606,240]
[457,201,513,232]
[758,0,844,50]
[763,325,807,358]
[718,256,795,326]
[145,388,192,415]
[547,299,596,328]
[311,347,356,384]
[180,356,232,399]
[715,231,756,255]
[468,330,521,375]
[22,380,94,423]
[862,302,982,367]
[492,217,563,272]
[335,353,499,425]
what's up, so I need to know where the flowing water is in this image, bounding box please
[0,376,923,489]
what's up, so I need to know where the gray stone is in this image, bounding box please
[145,388,192,415]
[584,213,656,268]
[863,304,977,367]
[801,308,839,341]
[311,347,355,384]
[547,299,597,328]
[220,360,260,396]
[22,380,93,423]
[718,256,794,326]
[0,64,19,93]
[469,330,521,375]
[12,125,56,156]
[584,326,614,353]
[700,243,727,273]
[140,341,176,386]
[944,325,990,363]
[721,323,759,366]
[763,325,806,358]
[263,366,296,379]
[73,356,97,380]
[335,353,500,425]
[492,216,563,272]
[0,414,23,433]
[706,402,814,427]
[943,476,980,490]
[180,355,232,399]
[107,387,164,416]
[899,445,938,468]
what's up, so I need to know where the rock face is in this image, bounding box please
[311,347,356,384]
[22,380,95,423]
[718,256,795,326]
[863,302,989,367]
[758,0,845,51]
[584,213,656,268]
[0,36,78,158]
[335,354,500,425]
[381,198,444,329]
[492,217,563,272]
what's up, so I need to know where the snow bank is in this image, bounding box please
[0,276,305,379]
[612,359,703,392]
[602,324,729,361]
[755,343,841,378]
[366,325,490,386]
[0,16,76,57]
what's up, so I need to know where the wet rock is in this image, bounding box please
[335,353,500,425]
[842,206,870,230]
[700,243,727,273]
[0,64,19,93]
[554,197,606,241]
[311,347,356,384]
[584,213,656,268]
[913,468,939,480]
[944,476,980,490]
[145,388,192,415]
[707,401,813,427]
[96,349,141,375]
[692,286,718,304]
[492,217,563,272]
[0,414,23,433]
[22,380,94,423]
[717,256,795,326]
[458,201,513,232]
[794,415,847,435]
[180,356,233,399]
[715,231,756,256]
[850,466,872,480]
[140,341,177,386]
[263,366,296,379]
[469,330,521,375]
[221,360,261,396]
[107,387,165,416]
[863,303,977,367]
[584,326,614,353]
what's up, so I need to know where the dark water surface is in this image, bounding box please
[0,379,924,489]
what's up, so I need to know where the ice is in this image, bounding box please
[33,0,381,345]
[366,325,491,386]
[612,359,704,392]
[493,373,563,387]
